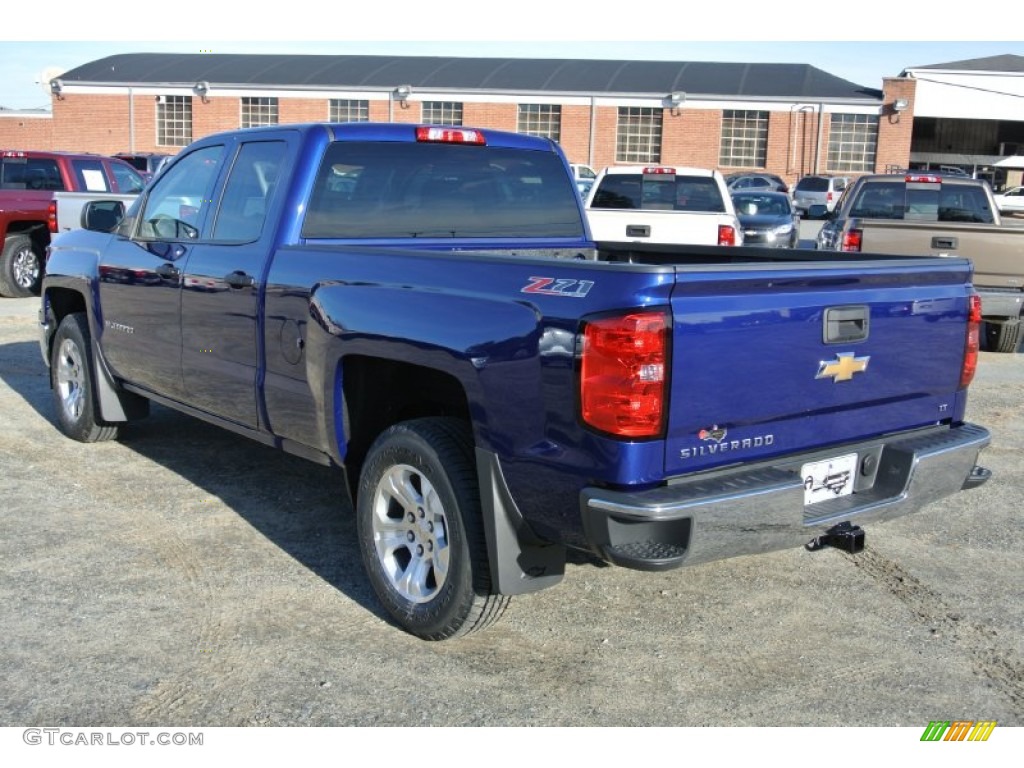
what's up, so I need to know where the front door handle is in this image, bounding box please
[224,271,255,289]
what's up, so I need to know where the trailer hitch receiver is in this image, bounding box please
[806,521,865,554]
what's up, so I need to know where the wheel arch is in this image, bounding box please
[338,354,473,484]
[42,285,148,422]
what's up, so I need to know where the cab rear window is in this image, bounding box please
[849,181,996,223]
[301,142,584,239]
[590,174,726,213]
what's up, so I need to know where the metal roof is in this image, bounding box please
[904,54,1024,74]
[57,53,883,101]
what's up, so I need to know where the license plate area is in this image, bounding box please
[801,453,857,506]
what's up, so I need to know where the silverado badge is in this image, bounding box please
[816,352,870,383]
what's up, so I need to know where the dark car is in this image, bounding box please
[725,173,789,194]
[732,191,800,248]
[113,152,173,182]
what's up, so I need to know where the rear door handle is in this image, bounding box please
[224,271,255,289]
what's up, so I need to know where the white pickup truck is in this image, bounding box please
[50,190,139,235]
[585,165,742,246]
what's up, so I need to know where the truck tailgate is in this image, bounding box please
[586,209,730,246]
[663,259,973,476]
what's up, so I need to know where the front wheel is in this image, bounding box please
[355,417,509,640]
[0,234,43,298]
[50,313,119,442]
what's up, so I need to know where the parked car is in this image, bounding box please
[731,190,800,248]
[569,163,597,181]
[0,149,145,297]
[792,175,850,216]
[113,152,173,182]
[725,173,789,194]
[575,177,595,200]
[993,185,1024,214]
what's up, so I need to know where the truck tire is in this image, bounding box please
[356,417,510,640]
[50,313,119,442]
[984,319,1023,354]
[0,234,44,298]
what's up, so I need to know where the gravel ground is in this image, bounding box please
[0,295,1021,732]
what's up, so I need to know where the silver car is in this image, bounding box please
[793,175,849,216]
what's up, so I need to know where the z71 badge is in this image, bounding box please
[522,277,594,298]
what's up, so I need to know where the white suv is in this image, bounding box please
[793,175,850,216]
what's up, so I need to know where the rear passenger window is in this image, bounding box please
[70,159,111,192]
[212,141,286,242]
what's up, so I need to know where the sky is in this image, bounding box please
[2,5,1021,111]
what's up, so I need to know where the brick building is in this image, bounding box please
[0,52,921,186]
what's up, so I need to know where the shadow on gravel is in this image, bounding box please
[113,404,392,622]
[2,337,609,624]
[0,341,53,421]
[0,340,388,622]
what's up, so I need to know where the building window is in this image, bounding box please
[157,95,192,147]
[616,107,662,164]
[827,114,879,173]
[422,101,463,126]
[330,99,369,122]
[719,110,768,168]
[518,104,561,142]
[241,97,279,128]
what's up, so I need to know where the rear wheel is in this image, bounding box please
[985,318,1023,353]
[0,234,43,298]
[355,417,509,640]
[51,313,119,442]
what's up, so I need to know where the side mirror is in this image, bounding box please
[807,204,829,220]
[82,200,126,232]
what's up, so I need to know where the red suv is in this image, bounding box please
[0,150,144,297]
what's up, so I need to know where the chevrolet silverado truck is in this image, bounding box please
[815,172,1024,352]
[39,123,991,640]
[585,165,743,246]
[0,150,145,298]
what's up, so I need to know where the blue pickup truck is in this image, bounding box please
[39,123,991,640]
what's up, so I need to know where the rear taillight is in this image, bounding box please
[960,293,982,389]
[718,225,737,247]
[580,311,669,438]
[841,228,863,252]
[47,200,58,233]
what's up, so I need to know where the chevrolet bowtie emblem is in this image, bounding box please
[816,352,870,383]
